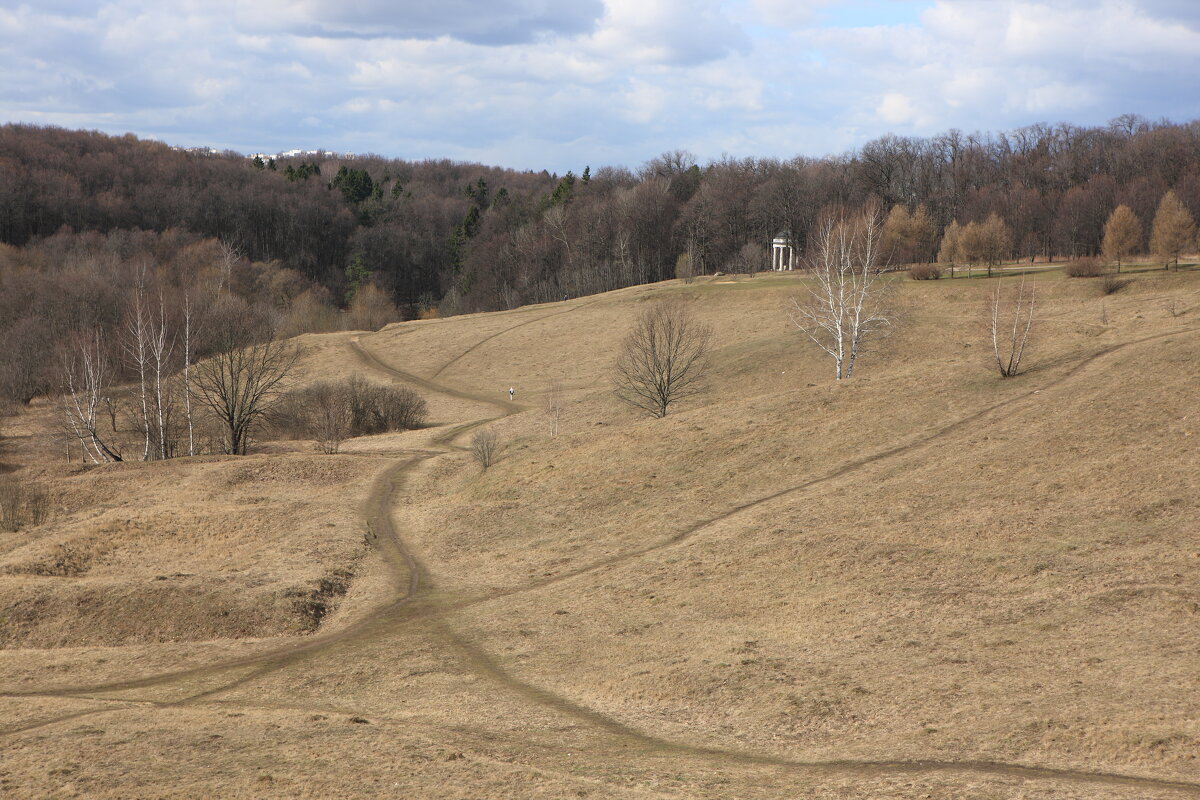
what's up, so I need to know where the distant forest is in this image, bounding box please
[4,116,1200,311]
[2,116,1200,407]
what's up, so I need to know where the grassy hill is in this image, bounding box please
[1,268,1198,798]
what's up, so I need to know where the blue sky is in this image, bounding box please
[2,0,1198,172]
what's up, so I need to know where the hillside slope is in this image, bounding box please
[1,268,1198,799]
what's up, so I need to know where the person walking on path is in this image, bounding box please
[508,387,515,401]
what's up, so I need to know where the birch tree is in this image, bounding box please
[147,289,176,460]
[788,207,892,380]
[989,277,1035,377]
[181,292,196,456]
[61,329,123,463]
[122,281,153,460]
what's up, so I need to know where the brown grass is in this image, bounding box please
[1,271,1199,798]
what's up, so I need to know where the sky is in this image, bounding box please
[2,0,1199,172]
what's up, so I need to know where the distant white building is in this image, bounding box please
[771,231,795,271]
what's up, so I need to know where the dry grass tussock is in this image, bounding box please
[1,269,1199,798]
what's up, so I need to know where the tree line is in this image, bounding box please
[4,115,1200,321]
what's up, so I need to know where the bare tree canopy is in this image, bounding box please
[788,206,893,380]
[60,328,124,463]
[614,298,712,418]
[192,335,299,455]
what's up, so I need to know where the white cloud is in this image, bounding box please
[750,0,830,27]
[877,92,917,124]
[232,0,606,44]
[0,0,1198,171]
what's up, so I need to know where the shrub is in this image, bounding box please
[1101,276,1133,295]
[908,263,942,280]
[346,285,400,332]
[344,376,426,434]
[273,378,427,450]
[277,289,340,338]
[0,475,49,532]
[470,429,499,469]
[1064,257,1104,277]
[727,242,767,274]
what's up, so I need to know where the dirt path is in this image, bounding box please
[4,320,1200,796]
[429,297,600,379]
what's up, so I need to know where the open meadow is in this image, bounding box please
[1,267,1198,799]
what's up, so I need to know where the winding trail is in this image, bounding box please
[430,298,600,379]
[3,311,1199,796]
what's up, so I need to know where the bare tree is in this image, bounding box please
[307,382,354,454]
[788,207,893,380]
[122,280,153,460]
[989,277,1035,377]
[192,334,298,455]
[147,289,176,459]
[470,428,500,469]
[219,240,241,294]
[61,328,123,463]
[614,298,712,417]
[182,291,197,456]
[545,381,562,437]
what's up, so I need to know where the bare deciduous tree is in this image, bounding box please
[147,289,176,460]
[192,335,298,455]
[122,280,153,460]
[989,277,1035,377]
[307,382,354,454]
[614,298,712,417]
[219,240,241,294]
[545,381,562,437]
[182,291,197,456]
[788,207,893,380]
[470,428,500,469]
[61,328,123,463]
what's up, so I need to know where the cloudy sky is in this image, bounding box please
[2,0,1198,171]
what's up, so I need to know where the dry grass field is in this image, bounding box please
[1,266,1198,798]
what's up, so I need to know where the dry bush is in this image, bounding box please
[346,285,400,332]
[470,429,500,469]
[1101,276,1133,295]
[727,243,767,275]
[277,289,340,338]
[0,475,49,532]
[908,263,942,280]
[273,377,427,450]
[417,306,440,320]
[343,376,426,434]
[1064,257,1105,278]
[308,382,354,454]
[674,252,695,283]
